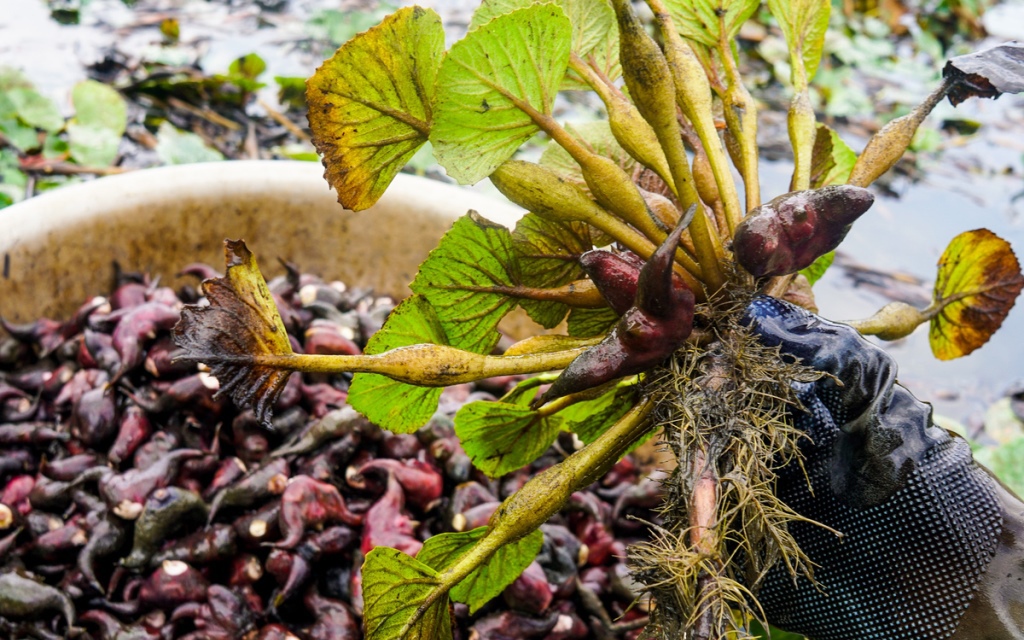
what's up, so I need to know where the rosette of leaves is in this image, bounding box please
[174,2,1024,638]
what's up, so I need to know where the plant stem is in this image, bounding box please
[717,21,761,210]
[786,50,816,192]
[848,77,952,188]
[611,0,727,295]
[250,344,590,386]
[458,280,608,309]
[647,0,744,235]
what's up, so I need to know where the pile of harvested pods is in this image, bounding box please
[0,263,660,639]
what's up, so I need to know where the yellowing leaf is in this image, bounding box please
[430,3,572,184]
[930,229,1024,360]
[348,295,447,433]
[173,240,294,426]
[417,527,543,614]
[666,0,760,49]
[455,400,564,477]
[362,547,452,640]
[307,7,444,210]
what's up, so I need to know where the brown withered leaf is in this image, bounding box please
[173,239,294,425]
[930,229,1024,360]
[944,42,1024,106]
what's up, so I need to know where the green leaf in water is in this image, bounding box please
[430,3,572,184]
[455,400,564,477]
[8,88,64,133]
[155,122,225,164]
[417,527,543,614]
[348,295,447,434]
[362,547,452,640]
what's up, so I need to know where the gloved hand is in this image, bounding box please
[743,295,1024,640]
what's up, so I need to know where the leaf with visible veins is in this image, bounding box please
[307,7,444,210]
[930,229,1024,360]
[944,42,1024,107]
[173,240,293,426]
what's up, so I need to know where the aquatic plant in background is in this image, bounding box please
[175,0,1024,637]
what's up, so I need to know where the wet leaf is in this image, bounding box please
[567,305,619,337]
[809,123,856,188]
[417,527,543,614]
[469,0,619,90]
[173,240,293,426]
[512,214,592,328]
[410,212,521,354]
[559,384,637,444]
[455,400,564,477]
[307,7,444,210]
[944,42,1024,107]
[430,3,572,184]
[7,88,64,133]
[799,250,834,286]
[362,547,452,640]
[155,122,225,164]
[930,229,1024,360]
[767,0,830,82]
[666,0,759,49]
[348,295,447,433]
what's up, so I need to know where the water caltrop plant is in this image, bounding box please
[174,0,1024,636]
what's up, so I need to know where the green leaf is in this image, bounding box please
[767,0,831,83]
[71,80,127,134]
[411,212,521,354]
[799,250,834,286]
[417,527,543,614]
[362,547,452,640]
[8,88,64,133]
[155,122,225,164]
[469,0,619,91]
[275,76,308,110]
[229,53,267,81]
[976,437,1024,498]
[307,6,444,210]
[0,117,40,152]
[68,124,122,167]
[430,3,572,184]
[559,384,637,444]
[930,229,1024,360]
[512,213,591,329]
[348,296,447,433]
[809,123,856,188]
[567,305,618,337]
[455,400,564,477]
[666,0,760,49]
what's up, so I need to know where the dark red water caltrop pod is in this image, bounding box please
[733,185,875,278]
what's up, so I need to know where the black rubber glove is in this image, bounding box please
[743,295,1024,640]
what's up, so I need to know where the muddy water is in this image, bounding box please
[2,0,1023,424]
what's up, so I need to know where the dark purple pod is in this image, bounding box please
[143,336,193,378]
[0,316,64,356]
[99,448,203,510]
[74,386,119,447]
[234,500,282,548]
[41,453,102,481]
[81,329,120,373]
[108,405,153,465]
[274,476,363,549]
[0,423,68,447]
[470,610,560,640]
[109,282,149,310]
[304,587,360,640]
[204,457,247,500]
[123,487,208,569]
[356,458,442,511]
[78,510,129,592]
[138,560,209,609]
[733,185,875,277]
[133,431,178,470]
[208,457,289,522]
[304,320,362,356]
[151,524,237,566]
[503,561,553,614]
[360,473,420,556]
[110,302,181,382]
[578,250,645,315]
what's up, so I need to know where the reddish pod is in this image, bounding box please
[0,316,64,356]
[97,448,204,512]
[360,472,421,556]
[304,586,360,640]
[41,453,103,481]
[3,474,35,515]
[732,185,875,277]
[108,405,153,465]
[138,560,209,609]
[274,476,362,549]
[110,301,182,382]
[502,560,553,615]
[355,458,443,511]
[535,213,696,406]
[304,320,362,356]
